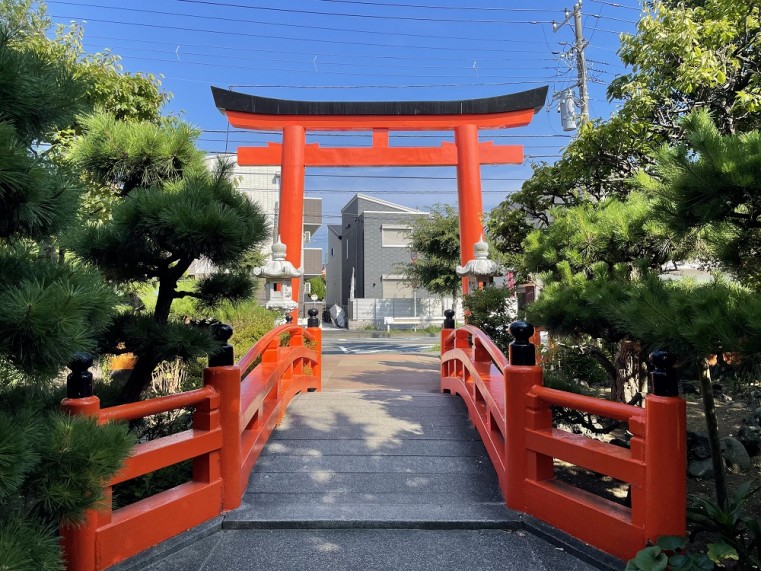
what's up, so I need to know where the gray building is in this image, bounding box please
[326,194,428,308]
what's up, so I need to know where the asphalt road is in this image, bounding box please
[321,334,438,355]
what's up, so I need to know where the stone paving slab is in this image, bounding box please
[252,453,493,474]
[262,438,487,456]
[135,529,603,571]
[271,425,479,440]
[244,471,500,495]
[106,352,624,571]
[223,503,521,530]
[245,490,505,506]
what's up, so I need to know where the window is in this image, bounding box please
[345,239,349,259]
[381,274,414,298]
[304,281,311,295]
[330,247,334,257]
[381,225,411,247]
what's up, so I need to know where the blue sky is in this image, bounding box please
[47,0,642,252]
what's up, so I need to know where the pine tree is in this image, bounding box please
[0,9,132,571]
[68,114,269,403]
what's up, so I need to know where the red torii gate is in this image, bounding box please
[211,86,548,305]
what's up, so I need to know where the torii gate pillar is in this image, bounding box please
[455,124,485,295]
[279,125,306,320]
[212,85,548,307]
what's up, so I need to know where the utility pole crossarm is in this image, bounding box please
[552,1,589,127]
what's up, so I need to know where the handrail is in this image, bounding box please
[530,385,645,422]
[60,320,322,571]
[237,323,320,372]
[440,321,686,561]
[442,324,508,373]
[99,386,218,423]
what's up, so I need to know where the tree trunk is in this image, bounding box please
[699,358,728,508]
[611,340,646,403]
[154,279,177,325]
[119,353,160,404]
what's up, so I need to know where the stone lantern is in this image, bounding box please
[253,237,303,324]
[456,236,501,291]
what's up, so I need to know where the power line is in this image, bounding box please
[51,13,557,55]
[314,0,567,13]
[82,31,617,62]
[86,44,562,71]
[587,0,642,12]
[174,0,555,24]
[96,51,565,81]
[49,1,558,45]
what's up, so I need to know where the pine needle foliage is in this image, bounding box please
[68,117,269,401]
[68,113,201,196]
[523,192,683,279]
[635,109,761,288]
[0,3,135,569]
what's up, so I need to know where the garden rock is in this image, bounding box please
[687,458,714,479]
[720,436,751,473]
[737,423,761,457]
[687,431,712,460]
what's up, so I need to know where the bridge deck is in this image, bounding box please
[109,352,615,571]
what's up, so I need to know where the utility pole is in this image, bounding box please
[553,1,589,126]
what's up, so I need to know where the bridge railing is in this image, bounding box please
[60,317,322,571]
[440,316,685,561]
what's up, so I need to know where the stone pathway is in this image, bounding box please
[111,351,622,571]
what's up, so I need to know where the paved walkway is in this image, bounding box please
[111,349,622,571]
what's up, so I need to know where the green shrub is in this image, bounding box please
[211,300,277,358]
[462,286,516,354]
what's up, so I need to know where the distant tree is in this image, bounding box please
[397,204,461,305]
[0,10,132,570]
[489,0,761,249]
[68,114,269,403]
[308,276,326,301]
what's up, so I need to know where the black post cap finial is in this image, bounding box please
[67,352,94,398]
[508,321,536,366]
[649,350,678,397]
[443,309,456,329]
[209,322,235,367]
[307,308,319,328]
[285,314,293,324]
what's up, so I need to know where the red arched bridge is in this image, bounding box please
[60,313,686,570]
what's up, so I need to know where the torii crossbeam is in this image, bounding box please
[212,86,548,309]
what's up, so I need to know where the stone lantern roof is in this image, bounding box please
[456,237,500,278]
[253,237,303,278]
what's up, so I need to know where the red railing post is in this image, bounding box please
[644,351,686,542]
[207,324,243,511]
[307,309,322,391]
[59,354,102,571]
[440,309,455,348]
[504,322,547,511]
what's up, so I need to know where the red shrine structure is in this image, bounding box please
[211,86,548,306]
[59,87,687,571]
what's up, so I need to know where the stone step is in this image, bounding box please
[245,490,504,507]
[222,502,520,530]
[252,454,492,474]
[133,529,600,571]
[245,471,500,495]
[271,426,479,440]
[263,438,486,456]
